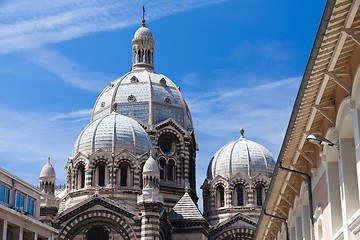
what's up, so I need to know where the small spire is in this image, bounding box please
[240,128,245,138]
[142,5,146,27]
[48,156,50,162]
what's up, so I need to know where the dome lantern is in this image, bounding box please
[131,17,155,70]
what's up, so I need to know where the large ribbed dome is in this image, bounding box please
[91,70,193,131]
[207,129,275,180]
[73,113,153,156]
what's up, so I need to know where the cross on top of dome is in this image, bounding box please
[240,128,245,139]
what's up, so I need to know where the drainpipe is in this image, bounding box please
[279,162,314,240]
[263,210,289,240]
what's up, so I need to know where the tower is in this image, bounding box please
[39,157,57,225]
[91,18,198,208]
[137,153,163,240]
[201,129,275,239]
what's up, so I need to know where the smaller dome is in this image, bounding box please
[134,26,153,39]
[207,129,275,180]
[143,155,159,174]
[40,157,56,179]
[73,113,153,156]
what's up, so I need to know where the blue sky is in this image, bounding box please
[0,0,326,209]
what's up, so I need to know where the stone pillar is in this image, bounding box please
[301,204,311,239]
[31,232,38,240]
[295,216,303,240]
[139,202,162,240]
[1,219,7,240]
[85,169,92,188]
[225,190,232,207]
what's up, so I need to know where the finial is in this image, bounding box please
[240,128,245,138]
[185,185,190,193]
[48,156,50,162]
[142,5,146,27]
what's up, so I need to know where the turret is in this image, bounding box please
[137,152,163,240]
[39,157,58,224]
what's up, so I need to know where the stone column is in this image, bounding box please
[85,169,92,188]
[139,202,162,240]
[1,219,7,240]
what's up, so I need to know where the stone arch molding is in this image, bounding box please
[214,227,254,240]
[58,210,136,240]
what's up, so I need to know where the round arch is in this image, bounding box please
[58,210,136,240]
[214,227,255,240]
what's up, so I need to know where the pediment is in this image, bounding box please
[154,118,187,135]
[209,212,257,237]
[55,194,139,224]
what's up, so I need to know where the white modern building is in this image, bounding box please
[0,167,58,240]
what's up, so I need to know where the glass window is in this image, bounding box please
[237,186,244,206]
[0,184,10,204]
[96,163,106,187]
[167,160,174,181]
[256,185,263,206]
[79,165,85,189]
[27,198,35,215]
[120,165,128,187]
[15,191,25,211]
[159,158,165,180]
[218,186,225,208]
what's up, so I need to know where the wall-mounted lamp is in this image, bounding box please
[306,134,336,147]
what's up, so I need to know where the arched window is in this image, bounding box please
[140,163,144,189]
[167,159,175,181]
[95,162,106,187]
[256,185,264,206]
[159,158,166,180]
[86,226,109,240]
[236,185,244,206]
[217,186,225,208]
[77,164,85,189]
[119,162,130,187]
[180,158,184,179]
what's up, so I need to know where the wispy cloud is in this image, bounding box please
[0,105,91,185]
[230,41,292,62]
[51,109,92,121]
[24,47,109,92]
[183,74,301,167]
[0,0,229,54]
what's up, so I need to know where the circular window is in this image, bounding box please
[127,95,136,102]
[159,136,176,156]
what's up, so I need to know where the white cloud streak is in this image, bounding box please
[0,0,228,54]
[24,47,110,92]
[0,106,91,185]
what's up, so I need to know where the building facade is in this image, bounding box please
[0,15,277,240]
[254,0,360,239]
[202,129,275,239]
[0,167,58,240]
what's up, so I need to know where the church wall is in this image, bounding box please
[172,232,207,240]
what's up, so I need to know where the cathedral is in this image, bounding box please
[0,18,275,240]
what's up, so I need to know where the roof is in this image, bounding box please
[39,158,56,179]
[91,69,194,131]
[207,130,275,180]
[169,192,204,221]
[73,113,153,156]
[254,0,360,238]
[143,155,159,174]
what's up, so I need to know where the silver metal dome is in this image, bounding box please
[91,70,193,131]
[206,129,275,180]
[73,113,153,156]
